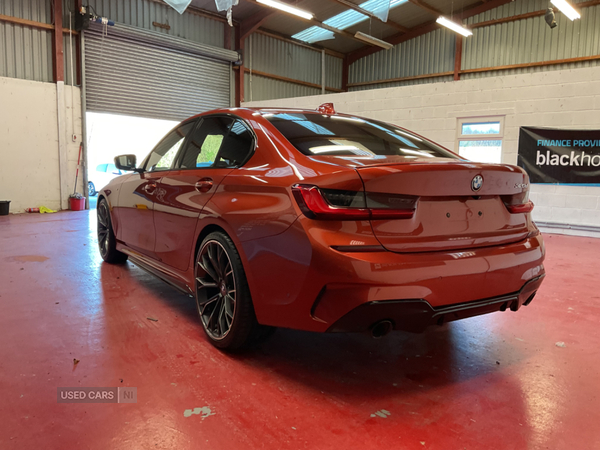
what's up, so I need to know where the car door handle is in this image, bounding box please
[143,182,157,195]
[195,178,214,193]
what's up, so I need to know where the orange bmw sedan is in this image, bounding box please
[96,103,545,350]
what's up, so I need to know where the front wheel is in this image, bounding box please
[195,232,273,350]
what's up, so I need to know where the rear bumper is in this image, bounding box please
[328,274,544,333]
[243,217,545,333]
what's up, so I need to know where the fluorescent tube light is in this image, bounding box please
[354,32,393,50]
[436,16,472,37]
[256,0,313,20]
[550,0,580,20]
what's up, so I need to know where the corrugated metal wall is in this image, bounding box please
[348,27,456,91]
[244,75,318,102]
[244,75,340,102]
[0,0,53,82]
[72,0,225,48]
[462,0,600,79]
[347,0,600,90]
[244,32,343,101]
[3,0,600,97]
[0,0,225,85]
[0,0,50,22]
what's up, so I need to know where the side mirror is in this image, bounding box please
[114,155,142,173]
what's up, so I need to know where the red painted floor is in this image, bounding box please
[0,210,599,450]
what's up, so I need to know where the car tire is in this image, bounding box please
[195,231,274,350]
[97,199,128,264]
[88,181,96,197]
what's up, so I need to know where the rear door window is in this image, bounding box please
[217,120,254,167]
[176,117,254,169]
[178,117,232,169]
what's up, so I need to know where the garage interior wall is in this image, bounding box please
[0,77,82,212]
[349,0,600,91]
[241,0,600,102]
[0,0,230,212]
[65,0,225,49]
[0,0,82,212]
[243,64,600,237]
[244,32,343,102]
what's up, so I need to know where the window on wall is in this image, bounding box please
[456,117,504,164]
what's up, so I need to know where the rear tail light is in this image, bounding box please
[505,202,534,214]
[502,191,534,214]
[292,184,417,220]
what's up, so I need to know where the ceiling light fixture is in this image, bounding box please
[550,0,581,20]
[256,0,313,20]
[436,16,472,37]
[354,32,393,50]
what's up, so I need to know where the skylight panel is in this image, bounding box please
[292,0,407,44]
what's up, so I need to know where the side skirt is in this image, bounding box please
[120,248,194,298]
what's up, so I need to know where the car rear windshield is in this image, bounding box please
[265,112,460,160]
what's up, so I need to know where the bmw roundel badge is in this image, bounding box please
[471,175,483,192]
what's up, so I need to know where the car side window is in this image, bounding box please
[145,122,195,172]
[178,117,233,169]
[215,120,254,168]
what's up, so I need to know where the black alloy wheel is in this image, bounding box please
[197,239,236,340]
[195,232,274,349]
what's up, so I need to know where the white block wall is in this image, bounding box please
[0,77,83,213]
[244,65,600,236]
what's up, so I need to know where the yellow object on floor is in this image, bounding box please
[39,206,56,214]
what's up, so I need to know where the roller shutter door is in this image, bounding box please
[83,23,238,121]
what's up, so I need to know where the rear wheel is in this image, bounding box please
[97,199,128,264]
[195,232,273,350]
[88,181,96,196]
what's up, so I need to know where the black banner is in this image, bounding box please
[518,127,600,184]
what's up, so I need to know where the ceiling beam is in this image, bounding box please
[240,8,276,40]
[347,0,514,64]
[326,0,409,33]
[408,0,442,16]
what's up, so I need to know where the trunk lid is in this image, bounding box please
[357,162,531,253]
